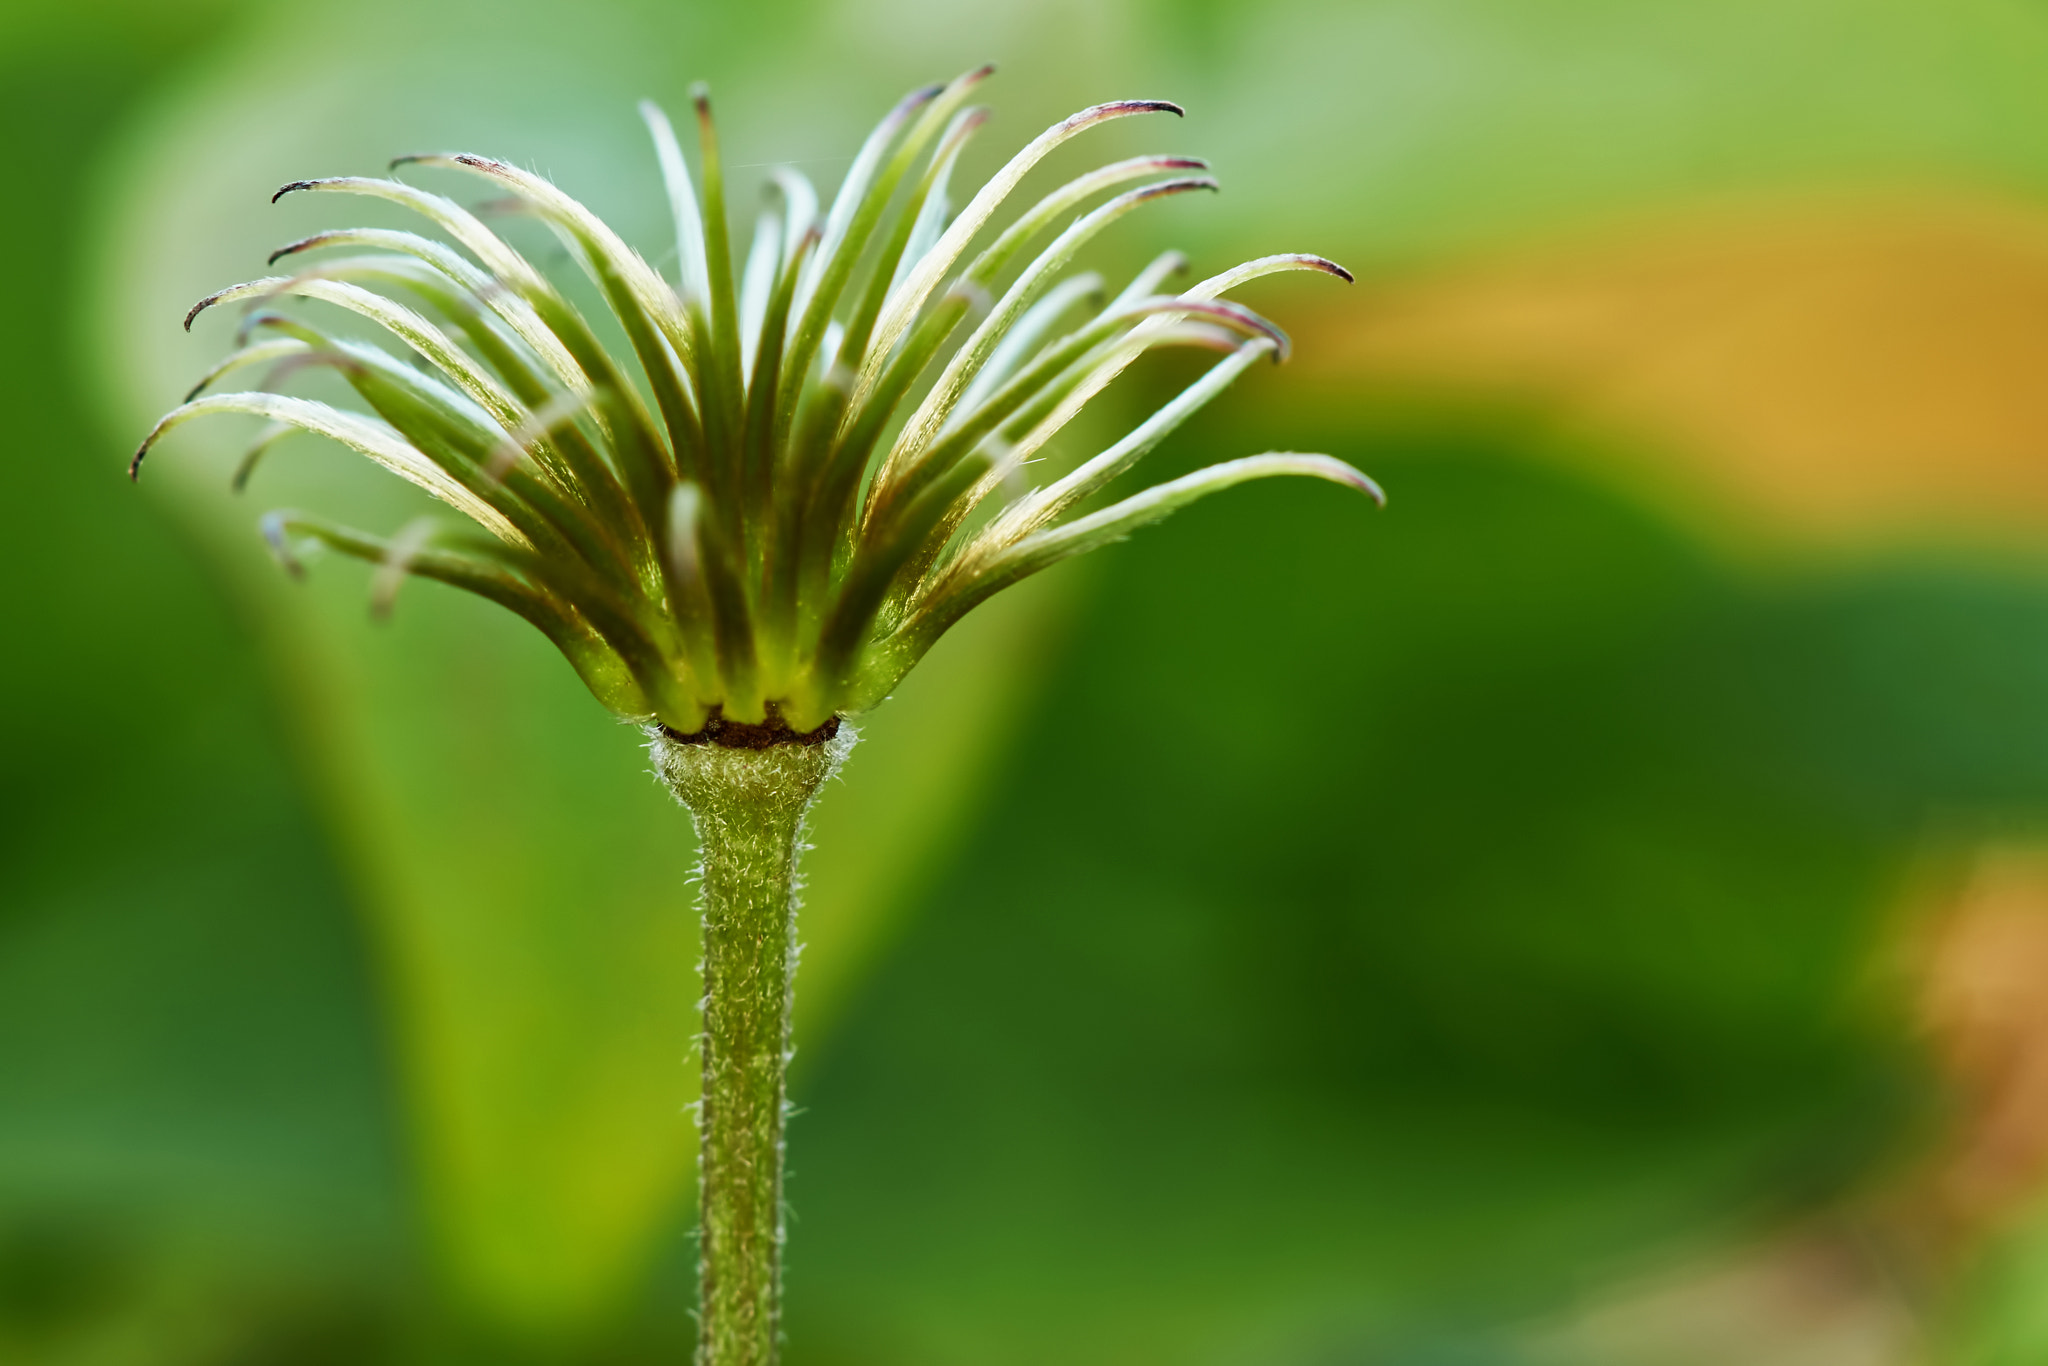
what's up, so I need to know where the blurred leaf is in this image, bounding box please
[778,399,2048,1364]
[0,19,409,1359]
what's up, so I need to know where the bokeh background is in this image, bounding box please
[11,0,2048,1361]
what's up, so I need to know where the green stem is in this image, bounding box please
[651,725,852,1366]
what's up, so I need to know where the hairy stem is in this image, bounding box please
[651,723,853,1366]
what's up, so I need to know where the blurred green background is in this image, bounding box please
[13,1,2048,1362]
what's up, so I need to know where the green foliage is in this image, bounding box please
[0,24,408,1361]
[26,0,2048,1361]
[781,406,2048,1363]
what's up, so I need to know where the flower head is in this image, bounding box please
[134,66,1380,738]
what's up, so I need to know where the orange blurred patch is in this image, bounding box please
[1918,852,2048,1233]
[1298,192,2048,544]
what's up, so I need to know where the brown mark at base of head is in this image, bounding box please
[662,706,842,750]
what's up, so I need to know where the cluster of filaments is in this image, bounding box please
[135,65,1378,735]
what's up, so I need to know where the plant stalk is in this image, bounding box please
[651,722,852,1366]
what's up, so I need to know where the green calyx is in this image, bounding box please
[134,65,1383,735]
